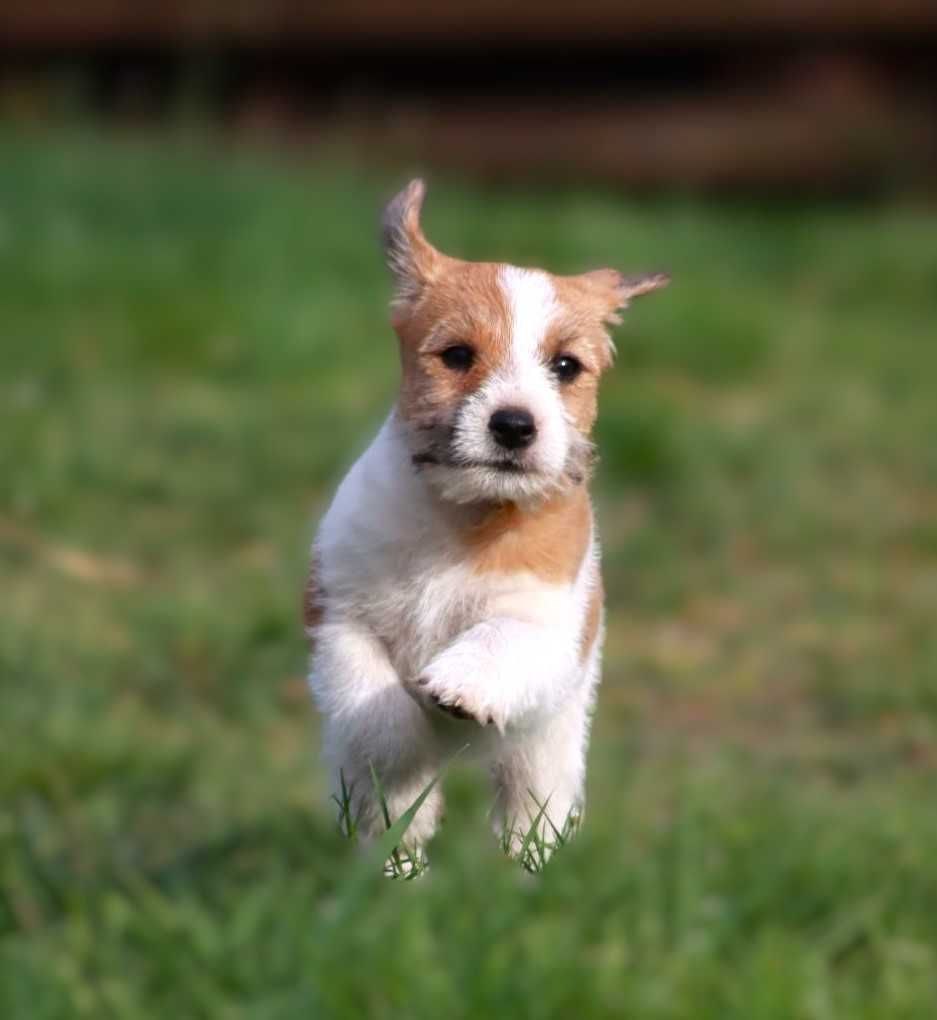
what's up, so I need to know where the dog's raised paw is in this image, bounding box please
[411,674,496,728]
[418,682,482,723]
[429,692,476,721]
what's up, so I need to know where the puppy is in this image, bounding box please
[305,180,668,866]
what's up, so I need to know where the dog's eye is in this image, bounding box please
[550,354,583,383]
[440,344,475,372]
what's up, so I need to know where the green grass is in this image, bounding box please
[2,125,937,1018]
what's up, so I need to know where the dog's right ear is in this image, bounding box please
[381,179,442,304]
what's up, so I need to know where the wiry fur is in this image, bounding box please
[306,180,668,864]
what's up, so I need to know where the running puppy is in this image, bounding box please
[305,180,668,866]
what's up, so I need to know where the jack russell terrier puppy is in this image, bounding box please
[304,180,668,866]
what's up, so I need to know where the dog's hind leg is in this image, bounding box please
[490,682,595,864]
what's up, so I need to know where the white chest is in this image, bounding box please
[315,419,586,682]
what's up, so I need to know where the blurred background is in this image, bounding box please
[2,3,937,1018]
[3,1,937,190]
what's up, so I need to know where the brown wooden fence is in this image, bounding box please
[2,1,936,191]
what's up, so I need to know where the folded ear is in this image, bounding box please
[381,178,442,303]
[578,268,670,324]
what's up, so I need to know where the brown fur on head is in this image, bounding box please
[382,179,669,505]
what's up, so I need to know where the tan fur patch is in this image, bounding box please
[395,260,623,436]
[383,177,667,443]
[395,260,514,427]
[464,485,592,584]
[580,574,604,664]
[545,272,625,433]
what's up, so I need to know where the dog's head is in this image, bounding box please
[384,179,668,505]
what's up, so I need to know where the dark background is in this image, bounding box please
[3,0,937,191]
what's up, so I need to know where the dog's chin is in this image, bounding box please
[420,460,563,506]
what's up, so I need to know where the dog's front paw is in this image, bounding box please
[410,654,506,732]
[415,677,487,724]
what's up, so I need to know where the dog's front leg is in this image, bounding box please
[410,617,576,733]
[311,619,444,853]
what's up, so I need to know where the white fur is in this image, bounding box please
[308,413,602,858]
[500,265,557,361]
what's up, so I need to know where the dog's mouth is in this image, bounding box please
[411,451,532,475]
[407,418,596,489]
[471,460,529,473]
[409,422,533,475]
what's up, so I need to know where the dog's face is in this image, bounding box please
[384,180,668,504]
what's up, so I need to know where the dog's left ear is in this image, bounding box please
[577,268,670,324]
[381,178,443,305]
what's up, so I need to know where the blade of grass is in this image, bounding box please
[368,762,406,877]
[517,794,552,874]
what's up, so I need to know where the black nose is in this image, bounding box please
[488,408,537,450]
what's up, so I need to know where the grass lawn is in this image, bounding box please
[2,126,937,1018]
